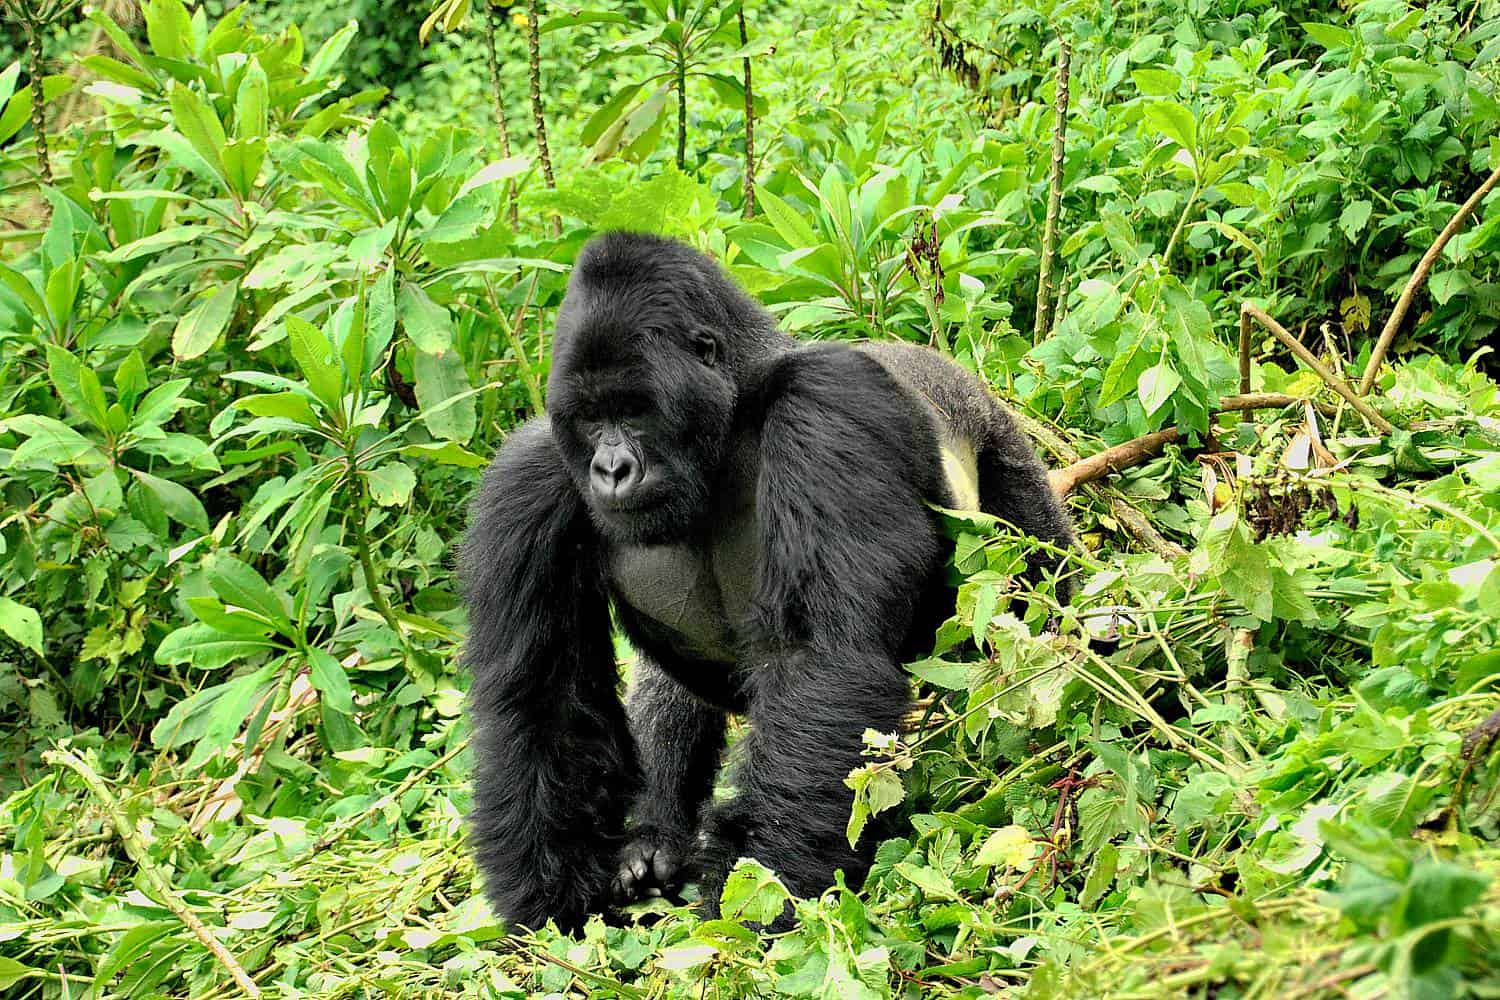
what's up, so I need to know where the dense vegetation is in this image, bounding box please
[1,0,1498,996]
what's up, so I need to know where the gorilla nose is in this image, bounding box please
[590,446,643,502]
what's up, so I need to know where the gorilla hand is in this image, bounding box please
[611,830,687,903]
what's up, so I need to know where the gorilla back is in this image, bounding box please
[461,231,1075,932]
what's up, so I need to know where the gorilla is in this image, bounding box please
[461,231,1075,932]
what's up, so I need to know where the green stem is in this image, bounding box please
[1160,182,1200,269]
[675,45,688,169]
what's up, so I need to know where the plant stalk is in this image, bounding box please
[480,0,519,226]
[1033,35,1070,344]
[675,45,688,170]
[523,0,558,236]
[738,3,755,218]
[1358,161,1500,395]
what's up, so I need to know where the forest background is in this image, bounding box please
[1,0,1499,997]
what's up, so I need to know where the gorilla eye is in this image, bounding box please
[694,335,717,367]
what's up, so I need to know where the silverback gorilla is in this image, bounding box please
[461,231,1075,931]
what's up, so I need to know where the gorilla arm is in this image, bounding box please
[697,346,947,911]
[461,420,640,931]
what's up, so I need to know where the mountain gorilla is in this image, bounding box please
[461,231,1075,932]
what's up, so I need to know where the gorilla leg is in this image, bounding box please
[698,645,910,912]
[613,657,727,902]
[462,420,638,931]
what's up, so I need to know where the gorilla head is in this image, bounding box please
[545,233,781,544]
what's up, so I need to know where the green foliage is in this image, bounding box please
[1,0,1499,997]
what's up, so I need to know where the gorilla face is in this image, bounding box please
[547,264,736,545]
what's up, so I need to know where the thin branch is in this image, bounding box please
[44,747,263,997]
[1237,302,1253,396]
[1033,36,1071,344]
[1358,162,1500,395]
[1241,302,1396,434]
[738,3,755,219]
[1049,429,1181,497]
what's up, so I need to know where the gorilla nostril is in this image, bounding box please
[591,450,641,499]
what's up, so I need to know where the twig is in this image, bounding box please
[1241,302,1396,434]
[1358,162,1500,395]
[1103,493,1187,558]
[43,747,263,997]
[1237,304,1253,396]
[738,3,755,219]
[1033,36,1071,345]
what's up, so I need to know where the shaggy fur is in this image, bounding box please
[461,232,1075,932]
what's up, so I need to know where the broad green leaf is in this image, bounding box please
[168,82,227,184]
[398,282,454,354]
[205,555,292,632]
[0,597,44,655]
[365,462,416,506]
[130,469,210,533]
[1138,361,1182,416]
[155,623,277,669]
[413,348,475,442]
[144,0,193,61]
[2,414,105,468]
[233,57,268,140]
[1142,101,1197,159]
[754,185,820,250]
[286,315,344,412]
[237,391,320,427]
[307,647,354,715]
[173,280,238,359]
[46,345,110,431]
[149,664,276,762]
[0,957,39,991]
[1132,67,1181,95]
[719,862,791,924]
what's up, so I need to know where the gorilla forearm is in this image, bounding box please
[462,421,638,930]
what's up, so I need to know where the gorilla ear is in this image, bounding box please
[694,333,718,368]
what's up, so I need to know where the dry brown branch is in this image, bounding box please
[1033,36,1071,345]
[1358,162,1500,395]
[1236,303,1253,396]
[44,747,263,997]
[1047,393,1338,498]
[997,400,1185,556]
[1240,302,1396,434]
[1048,429,1182,497]
[1103,493,1188,558]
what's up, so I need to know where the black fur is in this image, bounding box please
[461,232,1075,932]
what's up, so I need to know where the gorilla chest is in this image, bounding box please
[607,514,757,667]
